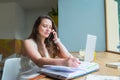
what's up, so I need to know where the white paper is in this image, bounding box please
[85,34,97,62]
[106,62,120,68]
[43,65,81,72]
[86,74,120,80]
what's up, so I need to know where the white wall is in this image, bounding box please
[14,3,25,39]
[0,0,58,40]
[24,9,51,39]
[0,2,54,39]
[0,2,24,39]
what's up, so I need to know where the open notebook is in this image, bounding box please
[39,34,98,79]
[39,62,99,79]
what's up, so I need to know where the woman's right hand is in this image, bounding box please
[64,57,81,68]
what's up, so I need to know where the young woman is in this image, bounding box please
[18,15,80,79]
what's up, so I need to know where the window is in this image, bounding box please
[105,0,120,53]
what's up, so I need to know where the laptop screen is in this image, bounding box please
[84,34,97,62]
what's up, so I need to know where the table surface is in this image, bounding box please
[35,52,120,80]
[73,52,120,80]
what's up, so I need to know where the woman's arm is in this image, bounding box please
[38,57,80,68]
[23,39,80,67]
[23,39,66,67]
[54,39,73,58]
[52,30,73,58]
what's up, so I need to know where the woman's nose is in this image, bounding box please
[47,27,51,32]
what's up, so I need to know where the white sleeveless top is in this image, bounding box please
[17,39,50,80]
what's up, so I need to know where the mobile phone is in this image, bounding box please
[48,32,54,41]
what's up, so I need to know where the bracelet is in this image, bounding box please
[54,38,60,44]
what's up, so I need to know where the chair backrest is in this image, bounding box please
[1,58,20,80]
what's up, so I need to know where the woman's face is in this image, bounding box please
[38,18,52,38]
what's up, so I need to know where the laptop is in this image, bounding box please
[39,34,98,79]
[84,34,97,62]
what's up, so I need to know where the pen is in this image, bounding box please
[87,63,97,69]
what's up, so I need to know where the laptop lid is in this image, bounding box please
[84,34,97,62]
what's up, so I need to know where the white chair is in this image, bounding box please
[1,58,20,80]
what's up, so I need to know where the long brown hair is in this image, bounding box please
[28,15,59,57]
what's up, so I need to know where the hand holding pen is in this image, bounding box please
[65,56,81,68]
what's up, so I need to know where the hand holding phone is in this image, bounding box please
[48,32,54,41]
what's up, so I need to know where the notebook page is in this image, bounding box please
[42,62,99,72]
[40,62,99,79]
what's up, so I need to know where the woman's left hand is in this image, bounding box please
[52,29,58,41]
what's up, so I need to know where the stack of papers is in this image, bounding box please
[39,62,99,79]
[106,62,120,68]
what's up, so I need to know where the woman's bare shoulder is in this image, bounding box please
[23,39,36,45]
[24,39,34,42]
